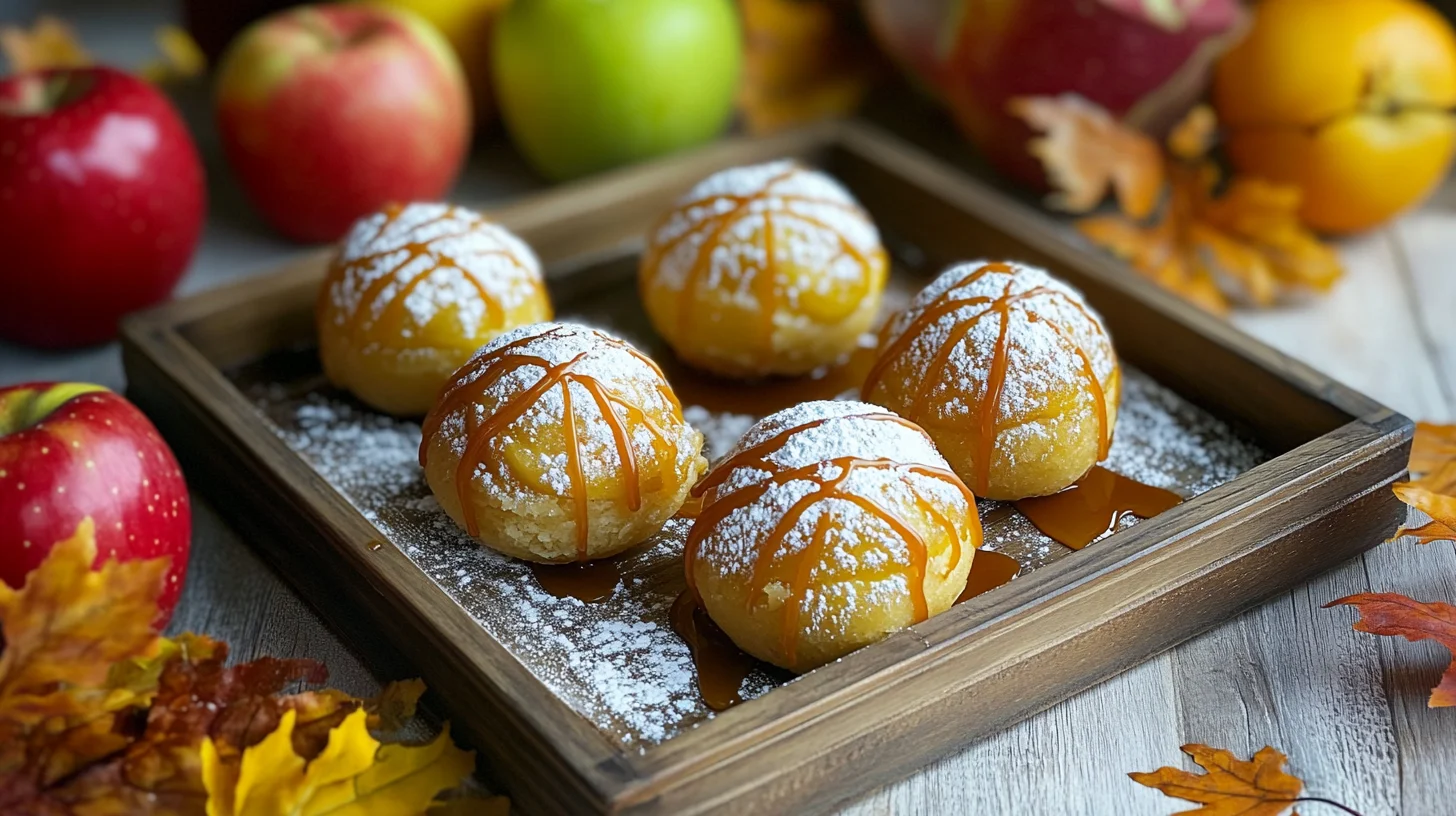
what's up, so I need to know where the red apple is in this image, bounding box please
[0,67,206,349]
[214,3,472,242]
[862,0,1246,187]
[0,382,191,622]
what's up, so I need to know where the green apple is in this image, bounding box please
[492,0,743,180]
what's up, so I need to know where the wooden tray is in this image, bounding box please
[121,120,1411,815]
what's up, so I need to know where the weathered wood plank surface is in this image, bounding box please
[6,3,1455,812]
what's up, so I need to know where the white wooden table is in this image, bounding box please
[6,3,1455,812]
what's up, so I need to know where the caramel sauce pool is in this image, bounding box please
[1014,466,1182,550]
[663,344,877,417]
[956,550,1021,603]
[529,559,623,603]
[671,590,757,711]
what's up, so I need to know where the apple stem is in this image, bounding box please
[0,71,91,116]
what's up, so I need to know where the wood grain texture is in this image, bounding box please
[119,123,1409,815]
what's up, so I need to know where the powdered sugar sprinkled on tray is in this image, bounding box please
[242,351,1262,748]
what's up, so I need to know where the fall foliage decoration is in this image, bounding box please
[1326,594,1456,709]
[0,518,491,815]
[1130,744,1361,816]
[0,15,204,82]
[1012,94,1344,314]
[1408,422,1456,495]
[737,0,880,134]
[1387,421,1456,544]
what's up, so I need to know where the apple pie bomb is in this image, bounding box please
[419,322,707,563]
[685,401,982,673]
[638,160,888,377]
[317,202,552,416]
[863,260,1121,501]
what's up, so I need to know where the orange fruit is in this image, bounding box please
[1213,0,1456,234]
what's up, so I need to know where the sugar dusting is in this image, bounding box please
[246,350,1261,748]
[875,260,1116,452]
[327,203,543,336]
[693,401,974,636]
[427,323,701,505]
[644,160,882,302]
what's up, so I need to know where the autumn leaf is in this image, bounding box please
[1130,744,1306,816]
[1388,483,1456,545]
[0,16,89,73]
[1408,422,1456,494]
[1327,593,1456,708]
[737,0,879,134]
[202,708,473,816]
[1014,96,1344,313]
[1,15,204,82]
[1008,94,1164,220]
[0,518,167,724]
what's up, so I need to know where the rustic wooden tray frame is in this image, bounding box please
[121,120,1411,815]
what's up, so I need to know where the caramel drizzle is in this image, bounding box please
[644,165,877,362]
[684,413,975,664]
[419,326,682,559]
[333,204,531,342]
[862,262,1114,495]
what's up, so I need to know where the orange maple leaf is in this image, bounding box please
[1014,97,1343,313]
[1008,94,1164,220]
[1327,593,1456,708]
[1130,744,1310,816]
[1408,422,1456,494]
[1389,483,1456,545]
[737,0,879,134]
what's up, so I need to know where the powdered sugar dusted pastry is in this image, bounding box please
[863,260,1119,501]
[685,401,980,673]
[639,161,888,377]
[318,202,552,416]
[420,323,707,562]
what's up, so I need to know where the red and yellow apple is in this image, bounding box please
[380,0,511,126]
[214,3,471,242]
[0,383,191,622]
[1214,0,1456,234]
[0,66,206,349]
[862,0,1246,187]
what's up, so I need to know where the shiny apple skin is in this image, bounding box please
[0,382,191,623]
[0,67,206,349]
[214,3,471,243]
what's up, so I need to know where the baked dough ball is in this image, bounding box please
[420,322,707,562]
[639,161,889,378]
[862,260,1119,501]
[318,202,552,416]
[685,401,980,673]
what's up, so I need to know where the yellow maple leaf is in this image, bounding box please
[0,518,167,727]
[202,708,474,816]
